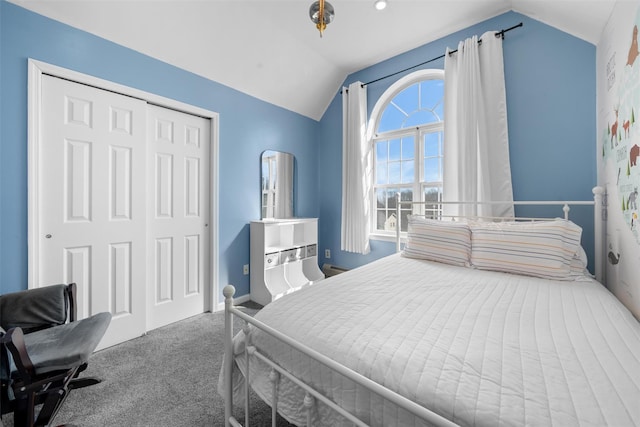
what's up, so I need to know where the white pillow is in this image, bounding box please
[470,219,583,280]
[402,216,471,267]
[568,246,593,281]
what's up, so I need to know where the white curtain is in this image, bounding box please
[443,31,514,218]
[341,81,371,254]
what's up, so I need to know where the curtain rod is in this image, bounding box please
[342,22,523,93]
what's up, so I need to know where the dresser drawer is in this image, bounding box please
[264,252,280,268]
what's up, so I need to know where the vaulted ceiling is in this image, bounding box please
[10,0,616,120]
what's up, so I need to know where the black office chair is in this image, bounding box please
[0,283,111,426]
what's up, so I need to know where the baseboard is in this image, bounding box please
[214,292,251,312]
[322,263,349,277]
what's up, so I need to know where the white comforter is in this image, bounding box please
[222,254,640,426]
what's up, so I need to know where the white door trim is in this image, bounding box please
[27,58,220,312]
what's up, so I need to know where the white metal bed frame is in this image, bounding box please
[223,186,605,427]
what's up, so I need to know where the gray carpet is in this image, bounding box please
[1,303,295,427]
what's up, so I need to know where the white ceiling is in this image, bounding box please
[10,0,616,120]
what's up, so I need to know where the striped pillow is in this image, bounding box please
[569,246,593,281]
[470,220,583,280]
[402,216,471,266]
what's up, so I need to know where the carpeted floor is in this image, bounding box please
[1,303,295,427]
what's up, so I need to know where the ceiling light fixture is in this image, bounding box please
[309,0,335,37]
[374,0,387,10]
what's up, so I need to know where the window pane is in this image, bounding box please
[376,210,387,230]
[400,188,413,202]
[420,80,444,111]
[424,157,441,182]
[373,186,414,231]
[384,211,399,231]
[376,163,387,184]
[400,210,411,232]
[387,188,398,209]
[433,101,444,121]
[376,140,388,162]
[424,187,441,200]
[424,132,440,156]
[423,186,442,219]
[401,138,414,160]
[399,189,413,231]
[401,160,414,183]
[376,188,387,208]
[389,162,401,183]
[392,85,418,114]
[389,138,401,161]
[378,107,405,133]
[261,162,268,190]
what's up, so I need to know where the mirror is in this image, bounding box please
[261,150,294,219]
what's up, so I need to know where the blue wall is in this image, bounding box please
[1,4,598,296]
[0,1,319,297]
[317,11,597,271]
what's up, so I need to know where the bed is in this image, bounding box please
[219,188,640,426]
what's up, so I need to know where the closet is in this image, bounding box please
[30,63,217,349]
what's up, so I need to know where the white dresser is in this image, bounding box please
[250,218,325,306]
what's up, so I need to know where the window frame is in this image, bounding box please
[367,69,445,241]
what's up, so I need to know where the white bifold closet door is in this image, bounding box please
[147,104,209,330]
[38,75,210,348]
[40,75,147,348]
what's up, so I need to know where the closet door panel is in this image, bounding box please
[39,75,147,349]
[147,104,210,330]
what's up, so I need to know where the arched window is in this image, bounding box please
[368,69,444,234]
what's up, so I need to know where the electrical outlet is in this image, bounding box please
[243,264,249,275]
[325,249,331,259]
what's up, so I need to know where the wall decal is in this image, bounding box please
[599,1,640,318]
[607,51,617,91]
[608,249,621,265]
[602,11,640,245]
[627,25,639,67]
[631,143,639,166]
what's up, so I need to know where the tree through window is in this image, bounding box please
[370,70,444,234]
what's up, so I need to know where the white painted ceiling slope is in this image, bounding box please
[11,0,616,120]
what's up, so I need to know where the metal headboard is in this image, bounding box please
[394,186,605,283]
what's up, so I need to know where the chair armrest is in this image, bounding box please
[67,283,77,323]
[22,312,111,375]
[1,328,35,382]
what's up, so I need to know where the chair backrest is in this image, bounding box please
[0,284,75,334]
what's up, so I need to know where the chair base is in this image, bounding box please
[69,376,102,390]
[8,367,77,427]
